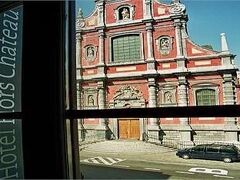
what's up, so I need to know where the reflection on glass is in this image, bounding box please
[0,5,24,179]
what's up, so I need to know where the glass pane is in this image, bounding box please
[112,35,140,62]
[76,0,240,178]
[0,5,24,179]
[79,116,240,179]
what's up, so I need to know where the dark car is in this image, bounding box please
[176,144,240,163]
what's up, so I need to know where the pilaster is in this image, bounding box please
[146,23,154,60]
[145,23,157,75]
[96,0,105,27]
[96,81,107,132]
[147,78,159,134]
[76,33,82,81]
[177,76,192,144]
[180,19,188,57]
[97,29,106,78]
[223,74,235,105]
[76,32,82,68]
[144,0,153,20]
[222,74,238,140]
[178,76,188,107]
[174,20,184,59]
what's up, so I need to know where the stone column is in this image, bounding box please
[148,78,160,142]
[77,81,84,141]
[180,20,188,57]
[144,0,152,20]
[76,34,84,141]
[178,76,192,146]
[223,74,238,141]
[146,23,154,60]
[174,20,186,70]
[97,29,106,77]
[145,23,157,74]
[96,81,106,140]
[174,20,184,58]
[76,32,81,68]
[97,81,106,126]
[178,76,189,126]
[76,32,82,81]
[96,0,105,27]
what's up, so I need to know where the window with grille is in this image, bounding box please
[196,89,216,106]
[112,35,140,63]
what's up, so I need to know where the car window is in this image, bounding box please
[221,147,236,153]
[206,146,219,153]
[192,146,204,152]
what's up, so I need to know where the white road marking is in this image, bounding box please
[213,175,234,179]
[97,157,112,165]
[90,158,100,164]
[144,168,161,171]
[176,171,195,175]
[188,167,228,175]
[114,165,130,168]
[81,157,125,166]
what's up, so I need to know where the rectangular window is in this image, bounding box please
[112,35,140,63]
[196,89,216,106]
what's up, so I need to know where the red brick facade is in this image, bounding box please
[76,0,240,144]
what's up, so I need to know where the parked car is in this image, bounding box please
[176,144,240,163]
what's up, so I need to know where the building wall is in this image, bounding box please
[76,0,239,145]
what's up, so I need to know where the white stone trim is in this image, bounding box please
[105,19,143,28]
[198,117,216,120]
[162,63,171,68]
[194,60,211,66]
[78,66,237,81]
[86,70,95,74]
[116,66,137,72]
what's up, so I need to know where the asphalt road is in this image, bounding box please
[80,141,240,179]
[80,156,240,179]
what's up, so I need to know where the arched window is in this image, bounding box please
[112,34,141,62]
[196,89,216,106]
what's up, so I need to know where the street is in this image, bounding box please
[79,141,240,179]
[80,157,239,179]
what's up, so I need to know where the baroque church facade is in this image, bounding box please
[76,0,240,146]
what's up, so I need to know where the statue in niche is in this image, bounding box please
[121,8,130,20]
[87,47,94,58]
[158,36,172,55]
[87,95,95,106]
[160,38,170,50]
[164,91,173,104]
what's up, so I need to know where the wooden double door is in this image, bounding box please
[118,119,140,140]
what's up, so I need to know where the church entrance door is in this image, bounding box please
[118,119,140,140]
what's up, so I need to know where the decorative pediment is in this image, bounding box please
[113,86,142,100]
[110,85,145,108]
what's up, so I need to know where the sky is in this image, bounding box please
[76,0,240,66]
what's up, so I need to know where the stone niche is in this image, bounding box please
[82,88,98,109]
[159,85,177,106]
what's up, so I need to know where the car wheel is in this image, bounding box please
[182,154,190,159]
[223,158,232,163]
